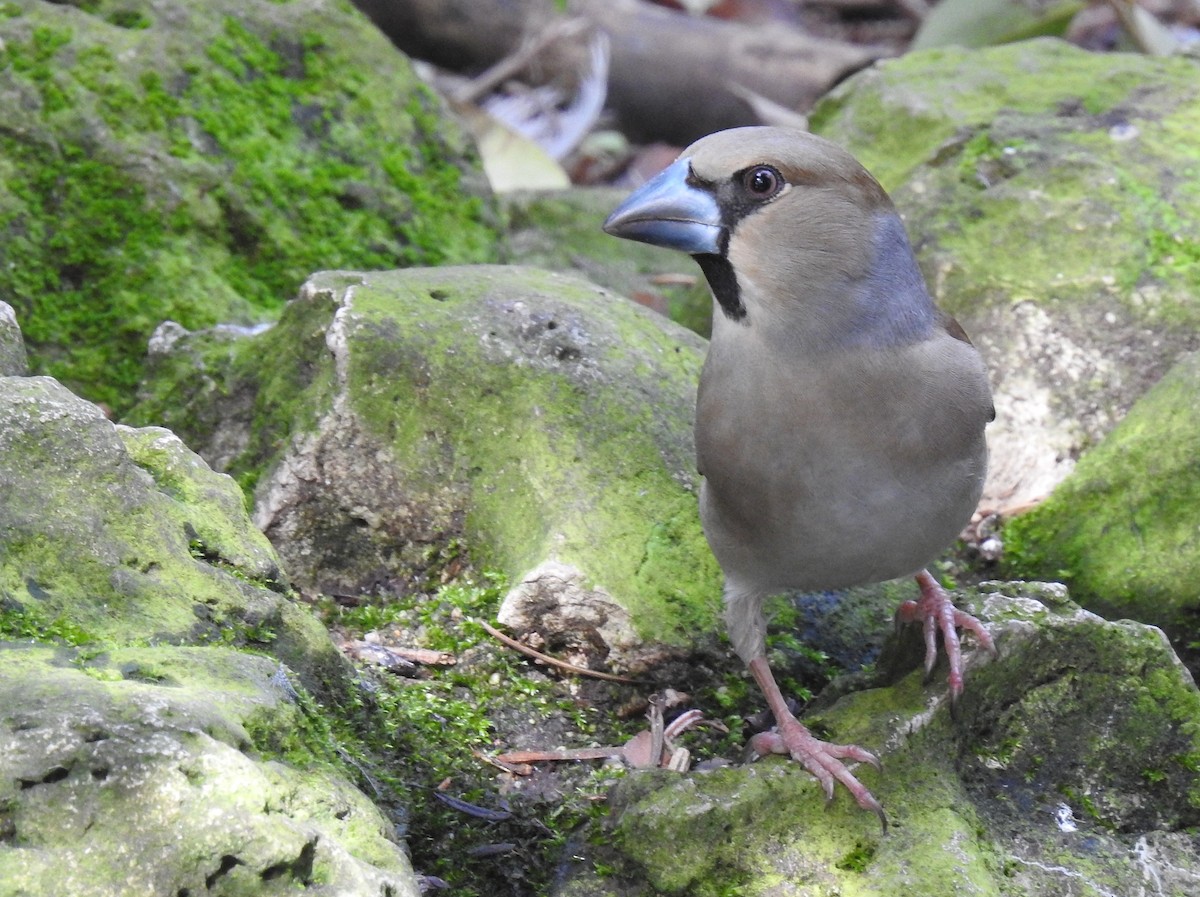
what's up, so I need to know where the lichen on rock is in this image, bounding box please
[0,374,347,699]
[0,644,418,897]
[1002,351,1200,665]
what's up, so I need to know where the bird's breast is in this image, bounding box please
[695,332,990,593]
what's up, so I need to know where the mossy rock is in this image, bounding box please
[555,583,1200,897]
[130,265,724,668]
[0,0,500,413]
[0,375,348,699]
[0,302,26,376]
[811,39,1200,511]
[0,643,418,897]
[1002,351,1200,660]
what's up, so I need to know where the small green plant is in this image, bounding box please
[0,602,96,646]
[836,839,877,873]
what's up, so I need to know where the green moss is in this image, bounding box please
[0,1,499,412]
[1003,352,1200,638]
[241,671,347,771]
[813,40,1199,189]
[836,840,877,873]
[166,17,494,299]
[0,600,97,646]
[1,143,187,403]
[106,8,151,29]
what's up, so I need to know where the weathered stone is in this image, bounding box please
[497,561,643,666]
[554,583,1200,896]
[1003,351,1200,662]
[130,266,724,670]
[0,644,418,897]
[0,303,27,376]
[0,0,499,413]
[810,39,1200,514]
[0,376,348,699]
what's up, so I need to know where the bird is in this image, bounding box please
[603,127,996,826]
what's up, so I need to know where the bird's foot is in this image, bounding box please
[749,713,886,829]
[897,569,998,704]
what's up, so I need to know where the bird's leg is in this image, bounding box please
[746,655,886,829]
[896,569,998,704]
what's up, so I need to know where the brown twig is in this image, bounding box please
[647,693,665,770]
[472,749,535,776]
[495,746,624,764]
[477,619,642,684]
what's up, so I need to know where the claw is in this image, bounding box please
[923,609,940,679]
[953,606,999,659]
[900,570,996,703]
[747,657,885,829]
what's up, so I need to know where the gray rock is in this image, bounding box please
[0,375,419,895]
[0,644,418,897]
[0,375,348,699]
[0,303,27,376]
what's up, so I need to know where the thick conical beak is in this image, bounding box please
[602,158,724,255]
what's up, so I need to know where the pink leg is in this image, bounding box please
[747,656,886,830]
[895,569,998,703]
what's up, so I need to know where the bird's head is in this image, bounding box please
[604,127,934,350]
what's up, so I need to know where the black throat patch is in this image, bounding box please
[694,253,745,323]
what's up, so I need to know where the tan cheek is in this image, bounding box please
[726,215,777,288]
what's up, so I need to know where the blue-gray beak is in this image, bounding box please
[602,158,724,255]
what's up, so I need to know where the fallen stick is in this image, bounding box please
[476,618,642,684]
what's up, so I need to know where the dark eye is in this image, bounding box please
[743,165,783,198]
